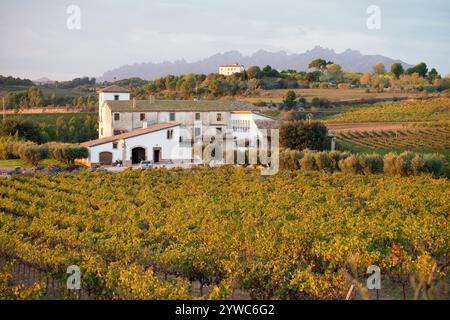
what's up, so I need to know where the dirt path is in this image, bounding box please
[326,122,412,133]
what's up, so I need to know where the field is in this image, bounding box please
[337,127,450,151]
[324,99,450,123]
[0,167,448,300]
[6,112,97,125]
[240,88,416,104]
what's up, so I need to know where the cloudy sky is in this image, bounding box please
[0,0,449,80]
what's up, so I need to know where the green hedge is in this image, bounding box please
[4,140,88,167]
[280,149,443,177]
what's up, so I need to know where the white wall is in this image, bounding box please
[88,125,192,165]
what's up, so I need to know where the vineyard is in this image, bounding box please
[0,167,448,300]
[337,127,450,151]
[324,98,450,123]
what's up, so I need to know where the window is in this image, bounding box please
[216,113,222,121]
[167,129,174,139]
[216,127,223,134]
[140,113,146,121]
[112,142,118,149]
[194,128,201,137]
[169,113,175,121]
[114,113,120,121]
[100,128,103,135]
[195,113,201,121]
[114,95,119,101]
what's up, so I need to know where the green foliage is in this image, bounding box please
[300,151,317,171]
[282,90,297,109]
[9,141,48,166]
[406,62,428,77]
[373,63,386,75]
[45,142,88,165]
[338,155,363,174]
[0,135,18,160]
[279,149,303,170]
[0,119,45,143]
[359,154,384,174]
[0,115,97,144]
[390,63,405,79]
[384,152,443,177]
[280,121,329,151]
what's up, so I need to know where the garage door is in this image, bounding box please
[99,152,113,165]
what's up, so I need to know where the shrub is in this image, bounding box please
[280,121,328,151]
[360,154,384,174]
[411,154,425,175]
[383,153,398,175]
[395,152,415,176]
[314,151,335,173]
[328,151,349,171]
[9,141,48,166]
[300,151,317,171]
[422,154,444,176]
[0,135,19,160]
[45,142,89,165]
[338,155,363,174]
[279,149,303,170]
[311,97,320,107]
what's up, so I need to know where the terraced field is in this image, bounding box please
[337,127,450,150]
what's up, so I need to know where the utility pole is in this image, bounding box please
[2,96,5,123]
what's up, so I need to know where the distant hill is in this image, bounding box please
[33,77,56,85]
[98,46,412,82]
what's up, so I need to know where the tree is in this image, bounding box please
[27,87,43,108]
[280,121,328,151]
[373,63,386,75]
[390,63,404,79]
[428,68,439,81]
[10,141,48,166]
[325,64,344,82]
[246,66,262,79]
[308,59,331,70]
[306,71,321,82]
[360,73,371,86]
[0,119,45,143]
[407,62,428,77]
[282,90,297,110]
[262,65,279,77]
[309,59,326,69]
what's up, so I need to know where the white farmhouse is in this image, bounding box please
[82,123,191,166]
[82,85,276,166]
[219,63,245,76]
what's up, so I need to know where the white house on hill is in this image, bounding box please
[82,85,276,166]
[219,63,245,76]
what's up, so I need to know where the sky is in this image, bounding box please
[0,0,449,80]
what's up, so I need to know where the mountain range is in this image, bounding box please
[98,46,412,82]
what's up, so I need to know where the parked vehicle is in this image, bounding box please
[140,160,152,169]
[112,160,123,167]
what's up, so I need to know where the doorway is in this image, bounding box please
[153,147,161,163]
[99,152,113,165]
[131,147,146,164]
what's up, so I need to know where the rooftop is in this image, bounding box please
[104,99,257,112]
[82,123,179,147]
[97,85,131,93]
[220,63,243,68]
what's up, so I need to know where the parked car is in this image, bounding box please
[140,160,153,169]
